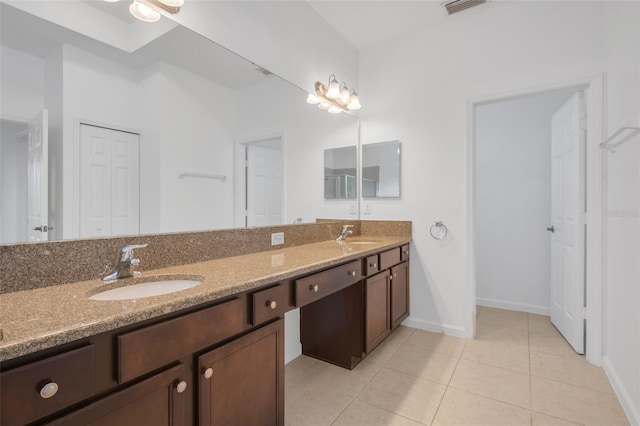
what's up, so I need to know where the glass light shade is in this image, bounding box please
[306,94,320,104]
[339,87,351,105]
[328,106,342,114]
[130,1,161,22]
[318,102,330,110]
[326,78,340,99]
[156,0,184,6]
[347,94,361,110]
[103,0,120,2]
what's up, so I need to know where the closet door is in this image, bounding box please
[80,124,139,238]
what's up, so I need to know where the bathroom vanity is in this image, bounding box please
[0,235,409,426]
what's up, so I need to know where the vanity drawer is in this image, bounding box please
[118,298,243,383]
[295,260,362,307]
[379,247,401,270]
[365,254,380,276]
[1,345,96,426]
[252,284,290,325]
[401,244,410,262]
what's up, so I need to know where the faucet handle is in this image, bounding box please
[120,244,148,261]
[342,224,354,230]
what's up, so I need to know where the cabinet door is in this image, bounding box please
[390,261,410,329]
[365,271,391,353]
[199,319,284,426]
[47,364,186,426]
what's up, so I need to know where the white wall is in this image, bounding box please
[359,1,608,337]
[0,120,28,244]
[602,2,640,424]
[0,46,44,121]
[475,90,575,315]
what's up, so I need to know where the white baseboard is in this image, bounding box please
[476,297,550,316]
[602,356,640,426]
[402,317,471,339]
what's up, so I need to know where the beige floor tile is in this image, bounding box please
[529,327,583,360]
[366,326,416,366]
[449,359,531,409]
[478,307,529,330]
[531,376,629,426]
[530,351,614,394]
[476,317,530,348]
[358,367,446,425]
[285,355,331,391]
[532,412,581,426]
[285,388,353,426]
[462,339,530,373]
[332,399,424,426]
[432,387,531,426]
[385,342,460,384]
[298,356,382,398]
[405,329,467,357]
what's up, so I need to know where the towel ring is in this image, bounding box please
[430,221,448,240]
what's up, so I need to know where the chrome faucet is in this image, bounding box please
[336,225,354,242]
[102,244,148,281]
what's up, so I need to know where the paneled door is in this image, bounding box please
[246,138,283,227]
[27,110,49,242]
[79,124,139,238]
[549,92,586,354]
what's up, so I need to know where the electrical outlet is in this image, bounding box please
[271,232,284,246]
[364,203,372,215]
[349,204,357,214]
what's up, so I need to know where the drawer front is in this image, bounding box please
[252,284,290,325]
[1,345,96,426]
[364,254,380,277]
[118,298,243,383]
[379,247,401,270]
[401,244,410,262]
[295,260,362,307]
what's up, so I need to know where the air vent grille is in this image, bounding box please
[444,0,486,15]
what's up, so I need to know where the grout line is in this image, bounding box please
[446,384,532,411]
[329,397,355,425]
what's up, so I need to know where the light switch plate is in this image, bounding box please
[271,232,285,246]
[349,204,357,214]
[364,203,372,214]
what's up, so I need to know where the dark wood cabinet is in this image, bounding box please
[47,364,186,426]
[365,271,392,353]
[390,261,410,329]
[198,319,284,426]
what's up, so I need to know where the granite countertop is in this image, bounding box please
[0,236,410,362]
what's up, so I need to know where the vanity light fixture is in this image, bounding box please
[128,0,182,22]
[307,75,361,114]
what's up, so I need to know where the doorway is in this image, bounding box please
[242,137,283,227]
[0,119,29,243]
[473,87,587,354]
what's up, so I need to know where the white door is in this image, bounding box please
[550,92,586,354]
[246,141,283,227]
[27,110,49,242]
[80,124,139,238]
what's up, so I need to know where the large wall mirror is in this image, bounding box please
[362,140,401,198]
[0,1,359,244]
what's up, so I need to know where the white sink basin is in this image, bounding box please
[89,279,202,301]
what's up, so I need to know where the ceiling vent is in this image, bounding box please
[443,0,487,15]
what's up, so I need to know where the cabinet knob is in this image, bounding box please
[373,263,377,268]
[39,382,58,399]
[268,300,277,310]
[203,368,213,379]
[349,271,356,277]
[310,284,319,292]
[176,381,187,393]
[394,273,397,278]
[403,251,409,255]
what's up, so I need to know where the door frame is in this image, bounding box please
[466,74,605,366]
[233,134,285,228]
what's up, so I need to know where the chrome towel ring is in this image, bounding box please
[430,221,448,240]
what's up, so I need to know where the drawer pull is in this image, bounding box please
[373,263,377,268]
[268,300,277,310]
[203,368,213,379]
[349,271,356,277]
[39,382,59,399]
[310,285,319,292]
[403,251,409,255]
[176,381,187,393]
[394,273,397,278]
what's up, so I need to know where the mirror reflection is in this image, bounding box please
[362,141,401,198]
[324,146,357,199]
[0,2,359,244]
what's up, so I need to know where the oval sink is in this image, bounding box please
[89,279,202,301]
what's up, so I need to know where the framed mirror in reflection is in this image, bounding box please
[0,2,359,244]
[362,141,401,198]
[324,146,357,199]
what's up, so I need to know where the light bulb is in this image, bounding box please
[339,87,351,105]
[130,0,161,22]
[328,106,342,114]
[306,94,320,104]
[347,93,361,110]
[326,76,340,99]
[103,0,120,2]
[318,102,330,110]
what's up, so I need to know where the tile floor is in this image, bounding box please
[284,307,629,425]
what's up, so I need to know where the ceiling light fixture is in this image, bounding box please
[129,0,182,22]
[307,75,361,114]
